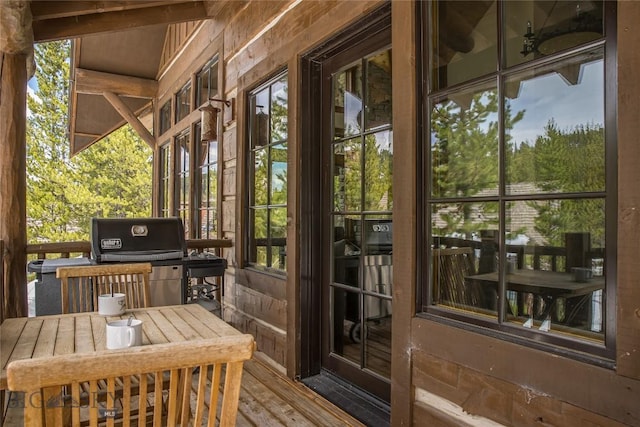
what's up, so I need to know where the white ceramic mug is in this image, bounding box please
[106,319,142,349]
[98,293,126,316]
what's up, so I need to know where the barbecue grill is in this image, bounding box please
[91,217,226,307]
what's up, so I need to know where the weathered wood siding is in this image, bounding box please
[156,0,640,425]
[158,21,202,75]
[391,1,640,426]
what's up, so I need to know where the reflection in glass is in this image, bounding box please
[176,83,191,122]
[197,57,219,107]
[271,76,288,142]
[331,287,361,366]
[364,132,393,211]
[503,198,605,341]
[363,295,391,378]
[253,149,268,206]
[248,72,288,271]
[431,201,499,317]
[333,139,361,212]
[159,101,171,135]
[270,207,287,271]
[270,144,287,204]
[429,1,497,91]
[365,49,392,131]
[430,82,499,198]
[504,1,604,68]
[363,216,392,256]
[334,63,363,138]
[198,112,218,237]
[505,51,604,194]
[252,89,270,148]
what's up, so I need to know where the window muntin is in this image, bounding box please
[159,142,171,217]
[247,72,288,271]
[175,83,191,123]
[176,130,190,237]
[159,101,172,135]
[195,122,218,239]
[196,57,219,108]
[422,0,610,355]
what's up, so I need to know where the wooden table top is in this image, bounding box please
[466,269,605,297]
[0,304,239,390]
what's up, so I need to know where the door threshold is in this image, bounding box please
[301,370,390,427]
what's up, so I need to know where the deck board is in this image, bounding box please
[3,352,365,427]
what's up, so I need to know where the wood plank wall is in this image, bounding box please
[156,1,640,425]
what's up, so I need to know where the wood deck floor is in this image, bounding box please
[234,353,365,426]
[2,352,366,427]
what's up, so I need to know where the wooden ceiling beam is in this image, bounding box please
[103,91,155,149]
[32,1,208,42]
[30,1,186,21]
[75,68,158,98]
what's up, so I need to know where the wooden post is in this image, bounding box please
[0,52,29,318]
[1,0,34,318]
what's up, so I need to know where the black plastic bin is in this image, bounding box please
[28,258,92,315]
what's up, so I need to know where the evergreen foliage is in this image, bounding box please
[26,41,152,244]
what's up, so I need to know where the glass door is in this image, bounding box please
[322,41,393,401]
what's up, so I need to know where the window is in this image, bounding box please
[175,83,191,123]
[176,130,190,237]
[420,1,613,358]
[247,72,288,271]
[159,142,171,217]
[195,123,218,239]
[159,101,172,135]
[196,57,219,108]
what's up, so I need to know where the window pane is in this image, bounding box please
[270,207,287,270]
[363,216,392,256]
[431,201,500,317]
[251,89,270,148]
[159,101,171,135]
[176,84,191,122]
[430,82,499,198]
[430,1,497,91]
[333,139,361,212]
[271,76,288,143]
[505,50,604,194]
[504,1,604,68]
[253,148,268,206]
[334,63,363,138]
[331,287,362,364]
[365,49,392,131]
[364,131,393,211]
[270,143,287,205]
[363,294,391,377]
[503,198,605,341]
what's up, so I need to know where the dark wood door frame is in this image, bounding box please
[299,3,391,398]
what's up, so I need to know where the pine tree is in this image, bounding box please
[27,41,152,244]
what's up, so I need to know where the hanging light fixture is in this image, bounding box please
[520,2,602,57]
[199,98,231,143]
[255,105,269,146]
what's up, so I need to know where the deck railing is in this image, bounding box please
[25,239,233,260]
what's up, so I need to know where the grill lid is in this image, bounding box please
[91,217,186,262]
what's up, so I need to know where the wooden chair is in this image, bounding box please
[6,334,255,427]
[432,247,482,309]
[56,263,152,313]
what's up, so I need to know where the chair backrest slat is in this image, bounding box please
[7,335,255,427]
[56,263,152,314]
